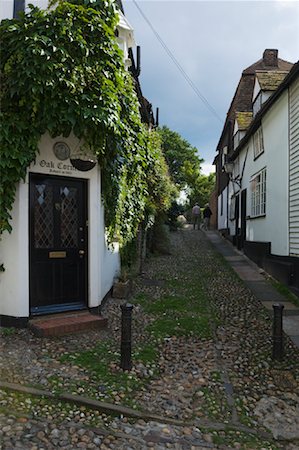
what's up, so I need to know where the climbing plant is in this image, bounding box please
[0,0,168,247]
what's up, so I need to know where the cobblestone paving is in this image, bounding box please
[1,227,299,449]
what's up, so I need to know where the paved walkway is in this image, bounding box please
[205,230,299,349]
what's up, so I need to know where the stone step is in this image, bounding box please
[29,311,107,337]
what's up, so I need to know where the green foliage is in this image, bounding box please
[189,172,216,207]
[119,235,138,274]
[0,0,173,249]
[144,130,177,215]
[0,327,16,336]
[158,125,202,189]
[147,212,171,255]
[158,125,215,209]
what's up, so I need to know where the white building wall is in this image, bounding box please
[0,0,134,318]
[289,77,299,255]
[0,133,120,318]
[217,187,229,231]
[0,182,29,317]
[243,91,289,255]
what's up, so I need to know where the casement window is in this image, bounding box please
[251,168,266,217]
[253,127,264,159]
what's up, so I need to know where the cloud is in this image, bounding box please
[201,162,216,176]
[123,1,299,165]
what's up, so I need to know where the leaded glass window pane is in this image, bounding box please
[34,184,54,248]
[60,187,78,248]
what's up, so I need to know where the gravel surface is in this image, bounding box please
[1,226,299,449]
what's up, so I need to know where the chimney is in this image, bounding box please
[263,49,278,67]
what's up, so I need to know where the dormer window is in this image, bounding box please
[252,70,289,116]
[253,127,264,159]
[233,112,252,149]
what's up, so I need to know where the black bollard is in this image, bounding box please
[272,303,284,360]
[120,303,133,371]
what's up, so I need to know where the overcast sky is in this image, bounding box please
[123,0,299,174]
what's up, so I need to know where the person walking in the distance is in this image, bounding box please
[192,203,201,230]
[202,203,212,231]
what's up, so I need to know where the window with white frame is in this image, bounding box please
[253,127,264,159]
[251,168,266,217]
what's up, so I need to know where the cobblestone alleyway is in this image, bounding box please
[1,227,299,449]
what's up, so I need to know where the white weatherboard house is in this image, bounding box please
[0,1,135,326]
[225,62,299,291]
[214,50,293,238]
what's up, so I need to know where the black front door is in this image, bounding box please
[235,193,240,238]
[240,188,247,249]
[29,174,88,314]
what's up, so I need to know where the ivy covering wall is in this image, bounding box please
[0,0,173,247]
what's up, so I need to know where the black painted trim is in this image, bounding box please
[0,315,28,328]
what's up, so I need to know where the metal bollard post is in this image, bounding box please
[272,303,284,360]
[120,303,133,371]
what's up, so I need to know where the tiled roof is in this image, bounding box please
[255,71,289,91]
[216,50,293,151]
[235,112,253,130]
[231,61,299,161]
[243,56,293,75]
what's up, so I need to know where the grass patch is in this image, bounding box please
[235,397,256,427]
[131,292,149,306]
[133,343,158,363]
[144,296,189,314]
[0,327,16,336]
[211,429,280,450]
[210,370,222,382]
[146,314,211,339]
[198,386,231,421]
[269,277,299,307]
[57,340,159,408]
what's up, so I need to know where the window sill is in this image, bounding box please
[247,214,266,220]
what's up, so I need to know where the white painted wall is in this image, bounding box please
[289,77,299,255]
[228,90,289,255]
[0,181,29,317]
[0,133,120,318]
[217,187,229,231]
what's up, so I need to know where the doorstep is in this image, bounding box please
[29,311,107,337]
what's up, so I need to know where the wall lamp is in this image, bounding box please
[223,162,241,188]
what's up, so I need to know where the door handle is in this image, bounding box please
[79,250,85,255]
